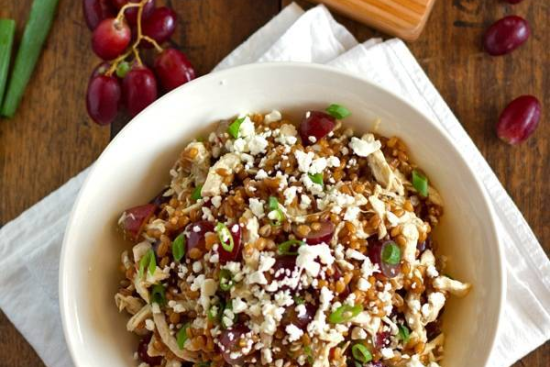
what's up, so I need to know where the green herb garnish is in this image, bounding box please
[176,323,190,349]
[308,173,324,187]
[277,239,305,256]
[191,185,203,201]
[172,233,186,262]
[219,268,234,291]
[138,249,156,278]
[326,104,351,120]
[351,343,372,363]
[412,169,429,197]
[328,304,363,324]
[382,241,401,265]
[151,284,166,305]
[398,324,410,343]
[215,222,234,252]
[227,117,245,139]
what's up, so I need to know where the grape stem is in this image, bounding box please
[106,0,164,77]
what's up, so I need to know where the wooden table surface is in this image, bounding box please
[0,0,547,366]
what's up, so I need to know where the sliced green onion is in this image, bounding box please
[219,268,234,291]
[351,343,372,363]
[268,209,285,226]
[191,185,203,201]
[326,104,351,120]
[328,304,363,324]
[412,169,429,197]
[308,173,324,187]
[196,136,205,142]
[221,302,236,329]
[151,284,166,306]
[1,0,60,117]
[277,239,305,256]
[382,241,401,265]
[268,196,279,211]
[215,222,234,252]
[398,324,410,343]
[293,296,305,305]
[227,116,245,139]
[176,323,190,349]
[172,233,186,262]
[138,249,156,278]
[115,61,130,78]
[0,19,16,106]
[304,345,313,365]
[208,304,221,321]
[354,362,362,367]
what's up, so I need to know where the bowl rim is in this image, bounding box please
[59,61,506,367]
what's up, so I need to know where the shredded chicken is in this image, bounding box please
[201,153,241,196]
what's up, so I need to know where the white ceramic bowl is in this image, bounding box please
[60,63,505,367]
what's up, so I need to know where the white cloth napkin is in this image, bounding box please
[0,3,548,367]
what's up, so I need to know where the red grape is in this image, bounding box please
[90,61,111,81]
[86,74,121,126]
[368,241,400,278]
[154,48,196,92]
[119,203,157,240]
[299,111,336,145]
[483,16,530,56]
[83,0,116,31]
[218,224,242,264]
[281,302,316,330]
[184,221,215,257]
[496,95,541,145]
[92,18,131,60]
[219,324,250,365]
[293,222,335,245]
[137,334,162,366]
[504,0,524,3]
[111,0,155,25]
[142,7,177,46]
[122,65,158,116]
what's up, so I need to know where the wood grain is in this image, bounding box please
[310,0,437,40]
[0,0,548,366]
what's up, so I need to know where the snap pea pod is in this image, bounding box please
[0,19,15,107]
[1,0,60,117]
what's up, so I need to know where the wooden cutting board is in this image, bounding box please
[311,0,437,41]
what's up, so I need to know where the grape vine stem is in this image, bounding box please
[106,0,164,77]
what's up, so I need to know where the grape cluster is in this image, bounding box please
[83,0,196,126]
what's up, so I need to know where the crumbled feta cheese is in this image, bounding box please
[255,169,268,180]
[249,198,265,218]
[145,319,155,331]
[239,116,255,137]
[286,324,304,342]
[232,298,248,314]
[264,110,282,123]
[349,135,381,157]
[295,150,315,173]
[192,261,203,273]
[249,136,269,155]
[297,244,335,277]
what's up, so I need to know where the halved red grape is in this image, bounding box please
[83,0,116,30]
[142,7,177,46]
[120,203,157,241]
[219,324,250,365]
[483,16,530,56]
[112,0,155,25]
[281,302,316,330]
[504,0,524,3]
[218,224,242,264]
[92,18,131,60]
[375,331,391,349]
[368,241,400,278]
[122,65,158,116]
[185,221,215,257]
[298,111,336,145]
[153,48,196,92]
[150,188,171,207]
[86,74,121,125]
[496,95,541,144]
[417,236,433,254]
[293,222,335,245]
[137,334,162,366]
